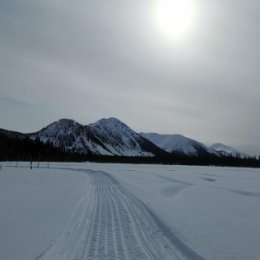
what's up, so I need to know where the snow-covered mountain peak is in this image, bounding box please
[91,117,138,137]
[46,118,79,129]
[3,117,251,159]
[27,118,164,157]
[55,118,78,125]
[98,117,123,124]
[92,117,129,129]
[38,119,82,137]
[141,133,219,157]
[86,118,162,157]
[91,118,136,143]
[210,143,248,158]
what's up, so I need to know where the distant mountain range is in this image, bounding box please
[140,133,219,157]
[141,133,249,158]
[0,117,248,158]
[210,143,249,159]
[0,118,166,157]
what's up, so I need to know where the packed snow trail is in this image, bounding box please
[39,169,205,260]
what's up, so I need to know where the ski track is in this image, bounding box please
[39,169,203,260]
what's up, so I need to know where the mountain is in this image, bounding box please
[29,118,167,157]
[210,143,249,158]
[29,119,107,155]
[0,130,83,162]
[141,133,219,157]
[0,118,250,159]
[88,118,167,157]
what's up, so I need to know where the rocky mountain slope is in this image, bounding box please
[1,118,248,158]
[29,118,166,157]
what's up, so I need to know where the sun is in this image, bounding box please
[152,0,197,43]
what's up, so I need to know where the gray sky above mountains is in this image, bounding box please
[0,0,260,155]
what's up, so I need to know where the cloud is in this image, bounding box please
[0,0,259,154]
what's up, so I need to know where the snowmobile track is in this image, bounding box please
[39,169,205,260]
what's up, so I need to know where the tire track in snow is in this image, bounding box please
[39,169,205,260]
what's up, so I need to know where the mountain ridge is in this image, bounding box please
[140,132,219,157]
[0,118,248,158]
[210,143,249,158]
[141,133,249,158]
[28,118,167,157]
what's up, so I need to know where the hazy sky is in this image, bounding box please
[0,0,260,155]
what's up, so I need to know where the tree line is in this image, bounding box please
[0,133,259,168]
[0,134,86,162]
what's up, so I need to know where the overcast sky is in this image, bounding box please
[0,0,260,155]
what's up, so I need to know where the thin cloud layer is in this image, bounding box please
[0,0,259,154]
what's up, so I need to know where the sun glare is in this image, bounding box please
[153,0,197,43]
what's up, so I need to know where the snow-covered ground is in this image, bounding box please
[0,162,260,260]
[0,162,89,260]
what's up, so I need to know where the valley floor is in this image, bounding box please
[0,162,260,259]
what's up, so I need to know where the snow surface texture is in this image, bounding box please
[141,133,219,157]
[31,118,155,157]
[1,162,260,260]
[40,169,197,260]
[86,163,260,260]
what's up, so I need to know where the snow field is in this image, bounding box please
[40,169,199,260]
[0,164,89,260]
[0,162,260,260]
[82,163,260,260]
